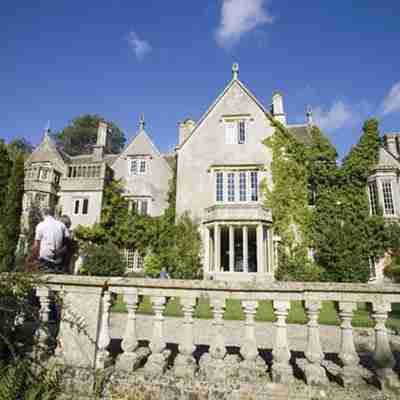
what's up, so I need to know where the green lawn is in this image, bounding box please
[111,295,400,331]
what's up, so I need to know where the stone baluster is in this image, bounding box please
[116,288,150,372]
[174,296,197,378]
[303,301,328,385]
[240,300,265,380]
[145,296,169,375]
[271,300,293,383]
[209,297,227,360]
[337,302,366,386]
[36,287,52,347]
[96,290,112,369]
[200,296,237,381]
[371,302,399,390]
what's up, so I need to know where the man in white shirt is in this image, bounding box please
[33,208,70,273]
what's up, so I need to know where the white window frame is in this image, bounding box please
[381,180,395,216]
[128,197,151,216]
[73,198,89,216]
[368,181,379,215]
[129,158,148,176]
[214,170,259,205]
[224,118,248,145]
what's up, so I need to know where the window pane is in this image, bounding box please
[130,160,137,175]
[74,200,80,215]
[250,171,258,201]
[225,123,236,144]
[216,172,224,202]
[368,182,379,215]
[238,121,246,144]
[227,173,235,202]
[382,181,395,215]
[141,200,148,215]
[239,172,247,201]
[82,199,89,215]
[140,160,146,174]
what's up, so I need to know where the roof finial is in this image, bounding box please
[139,113,145,131]
[44,120,51,137]
[232,62,239,80]
[306,105,313,126]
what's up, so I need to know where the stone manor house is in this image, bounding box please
[22,65,400,282]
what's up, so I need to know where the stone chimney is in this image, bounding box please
[93,121,108,161]
[384,133,399,158]
[179,118,196,146]
[271,92,286,125]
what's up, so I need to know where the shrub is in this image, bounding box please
[384,255,400,283]
[80,242,126,276]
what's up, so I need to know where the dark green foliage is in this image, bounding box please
[312,119,386,282]
[0,273,60,399]
[52,114,126,156]
[0,153,25,272]
[80,242,127,276]
[0,140,12,220]
[27,201,43,247]
[144,212,203,279]
[7,138,33,161]
[384,255,400,283]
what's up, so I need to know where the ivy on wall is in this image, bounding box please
[263,117,397,282]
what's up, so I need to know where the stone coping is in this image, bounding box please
[35,274,400,295]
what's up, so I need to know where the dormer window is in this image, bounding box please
[225,119,247,144]
[129,158,147,176]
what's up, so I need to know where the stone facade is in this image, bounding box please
[23,65,400,281]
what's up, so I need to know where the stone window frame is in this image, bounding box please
[128,156,149,176]
[73,197,89,216]
[382,180,395,216]
[213,168,260,205]
[127,196,151,216]
[222,115,251,145]
[368,181,379,216]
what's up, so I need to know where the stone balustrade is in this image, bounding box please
[35,275,400,399]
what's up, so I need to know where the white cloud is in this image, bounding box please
[382,82,400,115]
[128,31,152,60]
[215,0,274,47]
[313,101,357,132]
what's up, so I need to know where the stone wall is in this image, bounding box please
[33,275,400,399]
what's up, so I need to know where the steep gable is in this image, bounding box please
[178,77,273,151]
[26,134,67,172]
[375,147,400,170]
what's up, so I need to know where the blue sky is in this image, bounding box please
[1,1,400,158]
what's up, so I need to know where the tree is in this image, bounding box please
[0,140,12,220]
[7,138,33,161]
[53,114,126,156]
[0,153,25,271]
[312,119,386,282]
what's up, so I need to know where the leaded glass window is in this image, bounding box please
[382,180,395,215]
[227,173,235,202]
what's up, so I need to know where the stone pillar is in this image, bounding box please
[204,226,210,273]
[209,297,226,360]
[303,301,328,385]
[145,296,169,375]
[338,302,365,386]
[271,301,293,383]
[243,226,248,273]
[371,302,399,390]
[240,301,264,380]
[229,225,235,272]
[54,285,104,368]
[96,290,112,369]
[214,224,220,272]
[256,224,263,273]
[36,287,51,346]
[116,288,150,372]
[174,296,197,378]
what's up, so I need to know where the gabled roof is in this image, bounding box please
[177,77,275,151]
[374,146,400,171]
[26,133,67,169]
[111,128,172,171]
[287,124,314,145]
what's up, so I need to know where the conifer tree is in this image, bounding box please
[0,153,25,271]
[0,140,12,219]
